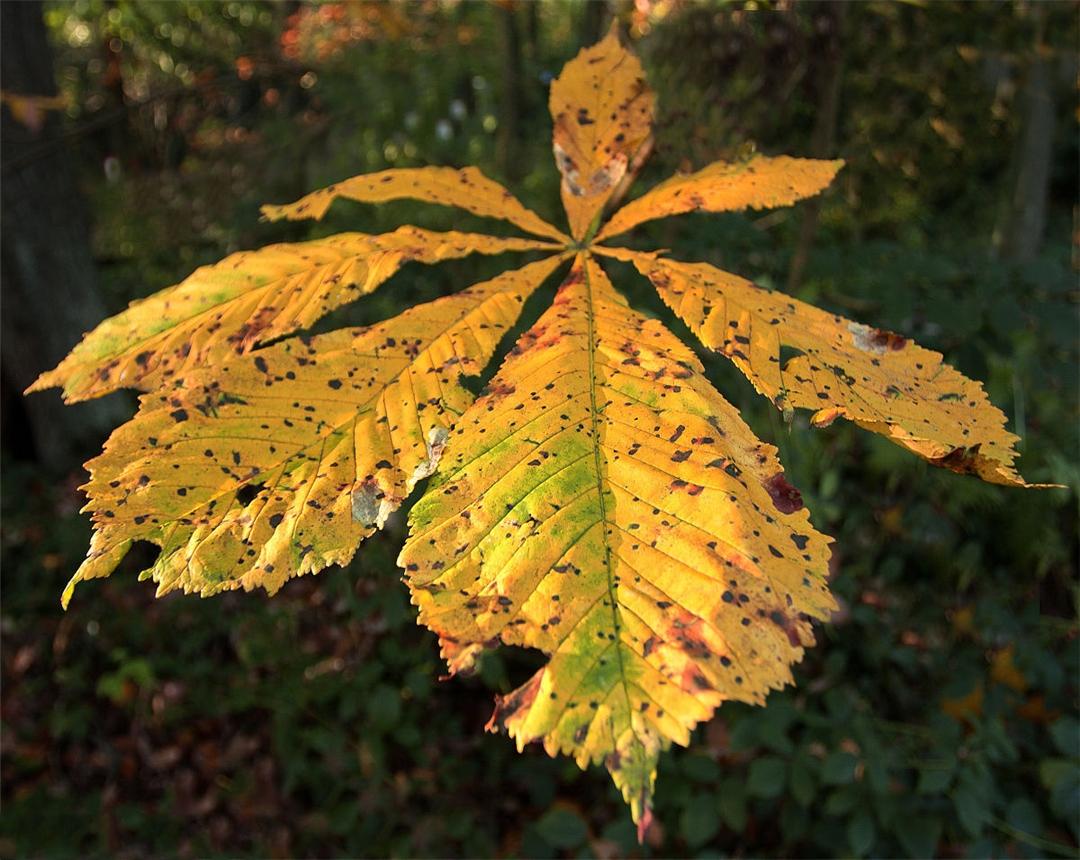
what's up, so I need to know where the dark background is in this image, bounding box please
[2,1,1077,857]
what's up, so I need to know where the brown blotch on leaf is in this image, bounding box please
[931,443,983,476]
[485,671,543,733]
[763,472,803,514]
[849,321,908,354]
[769,609,808,648]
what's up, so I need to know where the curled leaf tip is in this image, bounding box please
[635,805,654,844]
[60,581,75,610]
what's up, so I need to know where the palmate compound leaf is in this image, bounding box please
[31,22,1052,840]
[30,227,560,403]
[399,256,837,834]
[61,255,567,606]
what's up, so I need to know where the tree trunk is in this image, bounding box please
[580,0,608,50]
[995,14,1055,262]
[523,1,540,65]
[495,2,523,181]
[1,0,128,472]
[786,2,846,293]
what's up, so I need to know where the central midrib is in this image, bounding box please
[579,253,648,798]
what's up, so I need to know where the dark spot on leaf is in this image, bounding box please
[763,472,803,514]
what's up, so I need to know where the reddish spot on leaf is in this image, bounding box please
[869,328,908,351]
[763,472,803,514]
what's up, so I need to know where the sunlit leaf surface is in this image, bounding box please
[30,23,1046,836]
[63,257,565,605]
[548,25,654,240]
[260,165,569,243]
[401,257,835,833]
[31,228,558,402]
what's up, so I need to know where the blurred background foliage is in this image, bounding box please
[1,1,1077,858]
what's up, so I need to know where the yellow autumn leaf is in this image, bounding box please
[990,644,1027,693]
[549,24,655,240]
[607,249,1038,487]
[29,227,557,403]
[951,605,976,636]
[30,24,1054,838]
[596,155,844,242]
[261,165,569,243]
[400,256,835,834]
[942,682,984,724]
[0,89,66,133]
[62,256,566,606]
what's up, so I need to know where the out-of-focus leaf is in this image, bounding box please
[718,778,748,832]
[535,807,589,849]
[896,816,943,859]
[747,756,788,798]
[847,809,876,856]
[821,751,857,785]
[680,793,720,847]
[1049,716,1079,758]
